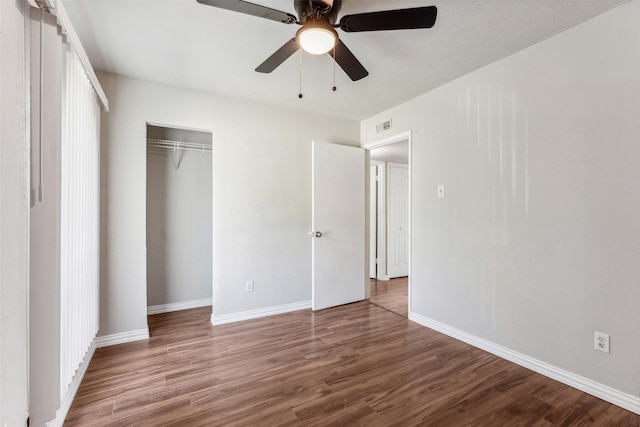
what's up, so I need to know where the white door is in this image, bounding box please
[312,141,366,311]
[387,163,409,278]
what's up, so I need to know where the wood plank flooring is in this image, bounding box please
[369,277,408,317]
[65,300,639,426]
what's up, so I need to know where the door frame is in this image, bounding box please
[370,161,386,281]
[369,163,381,280]
[363,131,412,315]
[144,121,215,315]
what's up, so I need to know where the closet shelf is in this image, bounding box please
[147,138,212,153]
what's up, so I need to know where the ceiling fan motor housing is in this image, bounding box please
[295,0,342,24]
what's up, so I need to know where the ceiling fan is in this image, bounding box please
[196,0,437,81]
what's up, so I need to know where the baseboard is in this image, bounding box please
[409,312,640,415]
[46,339,98,427]
[95,328,150,348]
[211,300,311,325]
[147,298,212,315]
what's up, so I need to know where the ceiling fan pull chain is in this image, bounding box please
[332,44,337,92]
[298,49,303,99]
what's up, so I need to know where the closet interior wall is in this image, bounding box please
[146,125,213,311]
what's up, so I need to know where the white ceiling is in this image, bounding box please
[63,0,628,121]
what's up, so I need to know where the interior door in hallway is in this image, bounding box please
[311,141,366,311]
[387,163,408,278]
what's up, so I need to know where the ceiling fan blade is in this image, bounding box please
[339,6,437,32]
[196,0,297,24]
[255,38,299,73]
[328,39,368,81]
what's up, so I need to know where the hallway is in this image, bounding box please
[369,277,407,317]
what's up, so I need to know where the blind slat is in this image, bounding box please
[60,44,100,398]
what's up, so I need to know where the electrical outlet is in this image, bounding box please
[594,331,610,353]
[245,281,254,293]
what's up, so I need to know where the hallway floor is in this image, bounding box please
[369,276,407,317]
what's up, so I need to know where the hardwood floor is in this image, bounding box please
[65,302,639,426]
[369,277,408,317]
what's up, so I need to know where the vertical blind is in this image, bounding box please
[59,43,100,398]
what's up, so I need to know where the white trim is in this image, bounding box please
[145,121,214,134]
[47,340,97,427]
[147,298,212,315]
[211,301,311,326]
[94,328,150,348]
[368,162,382,282]
[376,163,388,281]
[362,130,412,151]
[409,312,640,415]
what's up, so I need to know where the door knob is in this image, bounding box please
[309,231,322,238]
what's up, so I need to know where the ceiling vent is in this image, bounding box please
[376,119,392,133]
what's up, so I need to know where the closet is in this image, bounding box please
[146,124,213,312]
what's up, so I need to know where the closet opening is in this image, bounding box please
[146,124,213,315]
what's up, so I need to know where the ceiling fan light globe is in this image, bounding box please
[298,27,336,55]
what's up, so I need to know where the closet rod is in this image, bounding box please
[147,138,212,153]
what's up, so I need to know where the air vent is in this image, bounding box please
[376,119,392,133]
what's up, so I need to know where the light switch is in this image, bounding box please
[437,185,445,198]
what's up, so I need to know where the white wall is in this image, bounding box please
[98,72,359,336]
[28,9,63,426]
[146,147,212,307]
[0,0,29,425]
[362,1,640,400]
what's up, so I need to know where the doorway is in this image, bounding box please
[365,131,411,317]
[145,123,213,314]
